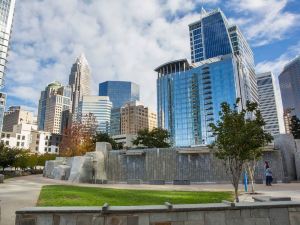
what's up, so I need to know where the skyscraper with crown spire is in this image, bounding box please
[69,53,91,122]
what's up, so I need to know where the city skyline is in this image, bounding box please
[3,0,300,114]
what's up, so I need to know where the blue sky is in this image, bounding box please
[4,0,300,114]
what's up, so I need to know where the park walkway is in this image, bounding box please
[1,175,300,225]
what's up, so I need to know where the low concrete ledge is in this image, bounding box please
[15,202,300,225]
[253,196,292,202]
[176,149,210,154]
[127,179,142,184]
[16,202,300,215]
[124,150,145,156]
[94,179,108,184]
[149,180,166,185]
[173,180,190,185]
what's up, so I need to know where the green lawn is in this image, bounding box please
[37,185,233,206]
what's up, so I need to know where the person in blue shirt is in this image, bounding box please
[265,163,273,186]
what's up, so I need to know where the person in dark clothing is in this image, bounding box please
[265,165,273,186]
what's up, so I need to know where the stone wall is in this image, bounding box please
[274,134,297,180]
[15,202,300,225]
[45,134,300,183]
[295,139,300,180]
[44,143,110,183]
[106,148,284,183]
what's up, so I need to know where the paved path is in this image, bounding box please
[1,175,300,225]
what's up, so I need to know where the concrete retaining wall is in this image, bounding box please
[15,202,300,225]
[106,149,285,183]
[45,134,300,183]
[274,134,297,180]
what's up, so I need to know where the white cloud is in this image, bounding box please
[7,0,224,111]
[6,0,298,114]
[8,86,41,106]
[228,0,300,46]
[256,41,300,75]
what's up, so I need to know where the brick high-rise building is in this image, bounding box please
[120,101,156,135]
[3,106,35,132]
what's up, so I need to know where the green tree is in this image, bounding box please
[291,115,300,139]
[92,132,122,150]
[0,143,19,171]
[209,99,272,202]
[38,153,57,167]
[27,154,39,170]
[14,150,30,171]
[132,128,171,148]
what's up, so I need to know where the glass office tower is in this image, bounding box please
[99,81,140,135]
[0,0,15,87]
[110,108,121,136]
[0,0,16,131]
[79,96,112,133]
[279,56,300,119]
[156,56,238,146]
[99,81,140,108]
[156,8,258,147]
[189,9,258,104]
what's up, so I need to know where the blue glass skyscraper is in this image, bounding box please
[0,0,16,131]
[99,81,140,108]
[99,81,140,135]
[279,56,300,115]
[156,8,258,147]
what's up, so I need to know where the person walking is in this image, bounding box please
[265,164,273,186]
[264,161,269,169]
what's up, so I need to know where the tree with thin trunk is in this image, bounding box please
[59,113,98,156]
[209,99,272,202]
[246,148,263,193]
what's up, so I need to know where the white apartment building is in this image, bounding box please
[0,123,61,154]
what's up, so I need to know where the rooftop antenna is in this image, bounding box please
[200,0,207,19]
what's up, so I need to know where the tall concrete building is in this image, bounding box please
[279,56,300,119]
[37,81,72,134]
[120,101,157,135]
[256,72,284,136]
[38,81,61,131]
[156,8,258,146]
[79,96,112,133]
[0,0,16,131]
[3,106,35,132]
[69,53,91,122]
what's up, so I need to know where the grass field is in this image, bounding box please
[37,185,233,206]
